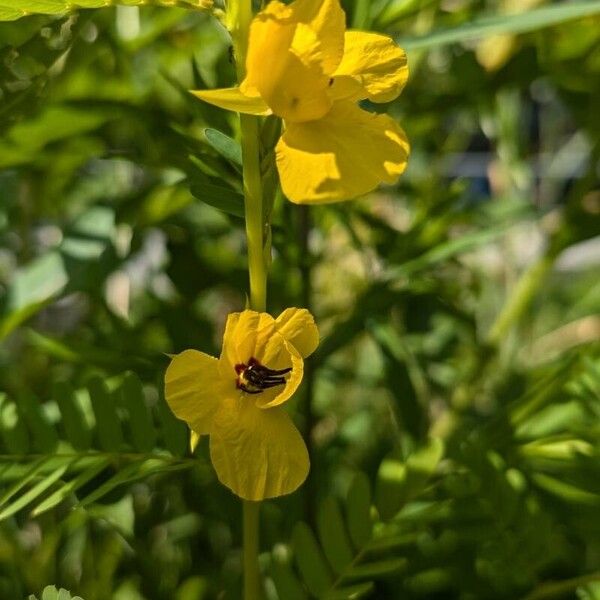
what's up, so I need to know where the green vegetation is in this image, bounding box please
[1,0,599,598]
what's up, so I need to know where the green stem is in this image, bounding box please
[243,500,261,600]
[229,1,265,598]
[240,113,267,312]
[230,0,267,313]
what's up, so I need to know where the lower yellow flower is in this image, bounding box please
[165,308,319,501]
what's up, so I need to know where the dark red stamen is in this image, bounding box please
[235,357,292,395]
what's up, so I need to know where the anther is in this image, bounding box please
[235,357,292,394]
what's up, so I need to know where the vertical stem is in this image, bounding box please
[243,500,261,600]
[299,207,311,314]
[230,0,266,313]
[299,206,316,525]
[240,113,267,312]
[230,1,265,598]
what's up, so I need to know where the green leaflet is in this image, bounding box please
[31,456,111,516]
[376,438,445,520]
[119,373,157,453]
[346,474,372,549]
[0,460,72,520]
[204,128,243,167]
[292,523,334,597]
[532,473,600,506]
[87,376,124,452]
[189,176,245,219]
[29,586,84,600]
[52,382,92,451]
[317,497,355,574]
[270,545,308,600]
[18,391,59,453]
[322,582,374,600]
[78,458,192,507]
[0,0,208,22]
[348,559,407,579]
[0,457,51,509]
[186,130,245,219]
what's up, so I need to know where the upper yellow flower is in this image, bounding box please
[192,0,409,204]
[164,308,319,501]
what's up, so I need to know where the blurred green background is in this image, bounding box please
[1,1,600,598]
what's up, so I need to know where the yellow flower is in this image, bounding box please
[192,0,409,204]
[165,308,319,500]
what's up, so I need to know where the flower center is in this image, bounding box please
[235,357,292,395]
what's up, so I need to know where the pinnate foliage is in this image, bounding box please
[270,352,600,598]
[1,0,600,597]
[0,373,193,522]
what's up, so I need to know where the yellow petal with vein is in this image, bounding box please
[190,87,271,116]
[219,310,275,374]
[333,31,408,103]
[165,350,224,435]
[244,1,331,122]
[275,307,319,358]
[276,102,409,203]
[210,400,309,500]
[291,0,346,73]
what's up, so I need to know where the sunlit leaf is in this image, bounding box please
[0,0,211,22]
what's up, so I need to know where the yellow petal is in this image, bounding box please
[243,1,331,122]
[210,399,309,500]
[219,310,276,375]
[327,74,364,102]
[190,87,271,116]
[332,31,408,103]
[219,311,241,374]
[291,0,346,74]
[254,336,303,409]
[275,307,319,358]
[276,101,409,203]
[165,350,224,435]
